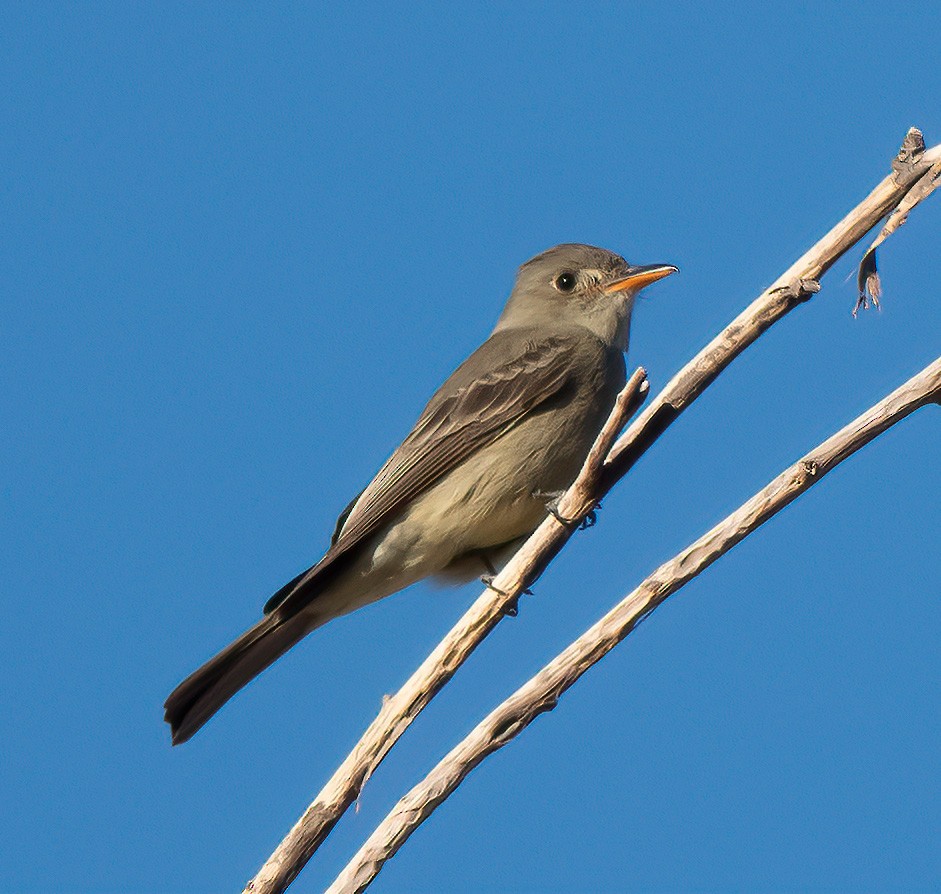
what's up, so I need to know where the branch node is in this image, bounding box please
[796,278,821,299]
[893,127,926,182]
[771,277,821,305]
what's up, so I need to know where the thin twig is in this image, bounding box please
[245,128,941,894]
[327,356,941,894]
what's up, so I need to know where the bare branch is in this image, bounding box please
[245,129,941,894]
[244,368,649,894]
[602,129,941,485]
[327,357,941,894]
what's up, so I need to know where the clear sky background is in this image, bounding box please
[3,4,939,893]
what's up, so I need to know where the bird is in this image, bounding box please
[164,243,676,744]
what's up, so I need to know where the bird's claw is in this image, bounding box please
[579,504,601,530]
[480,573,507,596]
[544,499,577,528]
[543,494,601,530]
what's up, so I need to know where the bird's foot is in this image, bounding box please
[535,490,576,528]
[480,575,530,617]
[538,490,601,530]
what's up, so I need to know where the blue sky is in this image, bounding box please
[2,4,939,892]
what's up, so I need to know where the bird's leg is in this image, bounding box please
[479,573,519,617]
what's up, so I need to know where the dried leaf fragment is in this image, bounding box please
[854,248,881,317]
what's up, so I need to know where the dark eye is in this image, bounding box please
[554,271,577,292]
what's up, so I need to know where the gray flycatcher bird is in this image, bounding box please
[164,243,676,744]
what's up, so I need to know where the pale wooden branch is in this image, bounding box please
[602,128,941,486]
[245,128,940,894]
[243,368,650,894]
[328,356,941,894]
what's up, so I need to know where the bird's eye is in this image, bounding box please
[554,271,577,292]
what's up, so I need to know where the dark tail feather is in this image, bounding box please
[164,610,314,745]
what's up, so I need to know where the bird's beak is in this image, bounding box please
[604,264,678,294]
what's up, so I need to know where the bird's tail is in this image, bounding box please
[164,609,315,745]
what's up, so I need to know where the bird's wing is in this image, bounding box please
[266,332,579,617]
[338,332,578,546]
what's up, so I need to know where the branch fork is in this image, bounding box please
[245,127,941,894]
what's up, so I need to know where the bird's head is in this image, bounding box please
[495,243,677,350]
